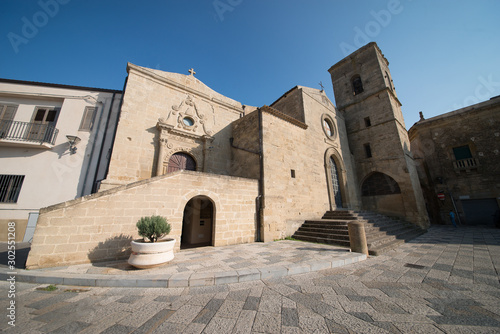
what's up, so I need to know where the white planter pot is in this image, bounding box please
[128,238,176,269]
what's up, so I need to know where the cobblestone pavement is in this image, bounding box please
[1,226,499,333]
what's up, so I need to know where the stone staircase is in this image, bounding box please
[291,210,427,255]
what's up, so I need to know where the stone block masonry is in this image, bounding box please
[26,170,258,269]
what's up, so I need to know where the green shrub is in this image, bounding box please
[136,215,171,242]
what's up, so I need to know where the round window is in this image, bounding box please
[323,119,332,136]
[183,117,194,127]
[322,115,336,139]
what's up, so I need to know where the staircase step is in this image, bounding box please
[368,228,426,252]
[292,235,351,247]
[298,227,348,234]
[291,210,427,255]
[369,229,426,255]
[303,220,350,227]
[294,231,349,239]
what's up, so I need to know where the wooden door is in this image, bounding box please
[167,152,196,173]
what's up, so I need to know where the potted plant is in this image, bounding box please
[128,215,175,269]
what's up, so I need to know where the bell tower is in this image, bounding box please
[329,42,429,228]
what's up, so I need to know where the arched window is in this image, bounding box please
[167,152,196,173]
[361,172,401,196]
[352,75,364,95]
[330,157,342,207]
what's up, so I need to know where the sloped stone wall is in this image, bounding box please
[26,171,258,269]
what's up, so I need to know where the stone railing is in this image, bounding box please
[453,158,479,173]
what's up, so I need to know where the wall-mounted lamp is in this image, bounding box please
[66,135,81,154]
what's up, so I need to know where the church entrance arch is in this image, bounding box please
[167,152,196,173]
[181,196,214,249]
[325,149,348,210]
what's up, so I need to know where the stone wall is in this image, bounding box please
[230,110,260,179]
[409,98,500,225]
[26,171,258,269]
[259,87,358,241]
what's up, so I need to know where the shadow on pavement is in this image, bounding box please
[0,242,31,269]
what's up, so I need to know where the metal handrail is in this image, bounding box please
[0,120,59,145]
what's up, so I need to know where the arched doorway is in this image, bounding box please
[329,157,343,208]
[325,149,348,210]
[361,172,404,217]
[181,196,214,249]
[168,152,196,173]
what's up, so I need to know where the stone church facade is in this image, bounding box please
[26,42,429,269]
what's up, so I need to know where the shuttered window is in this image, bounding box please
[79,106,97,131]
[0,104,18,138]
[0,175,25,203]
[0,104,18,121]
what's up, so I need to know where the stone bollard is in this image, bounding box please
[348,221,368,255]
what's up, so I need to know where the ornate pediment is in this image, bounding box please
[163,95,214,137]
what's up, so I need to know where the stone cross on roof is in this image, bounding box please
[188,68,196,76]
[319,81,324,91]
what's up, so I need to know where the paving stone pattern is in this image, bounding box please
[6,240,364,287]
[1,226,500,333]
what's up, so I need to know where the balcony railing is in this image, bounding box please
[0,120,59,145]
[453,158,479,172]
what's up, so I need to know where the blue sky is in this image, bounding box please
[1,0,499,128]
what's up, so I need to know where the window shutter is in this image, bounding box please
[0,105,18,120]
[79,107,97,131]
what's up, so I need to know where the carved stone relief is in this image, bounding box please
[165,95,214,136]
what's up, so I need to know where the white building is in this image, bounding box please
[0,79,122,241]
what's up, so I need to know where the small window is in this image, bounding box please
[79,107,97,131]
[183,117,194,127]
[352,75,364,95]
[34,109,46,121]
[453,145,472,160]
[32,107,58,124]
[364,117,371,127]
[385,71,393,90]
[291,169,296,178]
[364,143,372,158]
[0,175,25,203]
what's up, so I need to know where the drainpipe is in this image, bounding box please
[257,108,265,242]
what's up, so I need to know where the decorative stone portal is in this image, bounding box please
[181,196,214,249]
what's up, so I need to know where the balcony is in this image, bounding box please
[453,158,480,174]
[0,120,59,148]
